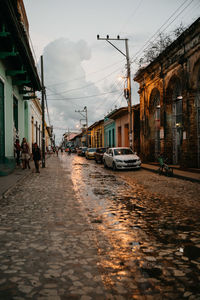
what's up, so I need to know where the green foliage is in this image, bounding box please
[138,23,186,67]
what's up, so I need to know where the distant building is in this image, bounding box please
[69,132,82,149]
[134,18,200,168]
[90,120,104,148]
[103,106,140,151]
[30,98,42,148]
[104,109,117,148]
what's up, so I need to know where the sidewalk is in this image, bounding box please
[0,155,52,200]
[0,163,34,200]
[142,162,200,183]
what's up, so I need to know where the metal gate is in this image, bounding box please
[172,99,182,164]
[155,106,160,158]
[0,81,5,160]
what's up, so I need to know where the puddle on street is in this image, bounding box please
[62,155,200,298]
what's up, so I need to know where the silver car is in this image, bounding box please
[103,147,141,171]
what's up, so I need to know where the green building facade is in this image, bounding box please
[0,0,41,175]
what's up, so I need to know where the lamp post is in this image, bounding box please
[41,55,45,167]
[97,35,133,149]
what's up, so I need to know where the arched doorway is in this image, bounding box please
[149,88,160,159]
[0,80,5,160]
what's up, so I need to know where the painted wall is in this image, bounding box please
[0,61,27,161]
[104,119,115,148]
[30,99,42,149]
[115,114,129,147]
[91,122,104,148]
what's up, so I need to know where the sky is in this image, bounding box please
[23,0,200,144]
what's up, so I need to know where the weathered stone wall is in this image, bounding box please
[135,18,200,168]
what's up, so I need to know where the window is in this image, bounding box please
[114,148,133,156]
[176,100,182,127]
[108,149,113,155]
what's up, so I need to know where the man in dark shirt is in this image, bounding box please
[32,143,41,173]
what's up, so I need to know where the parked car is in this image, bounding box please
[95,147,106,163]
[71,147,77,153]
[77,147,88,156]
[103,147,141,170]
[77,147,82,155]
[86,148,96,159]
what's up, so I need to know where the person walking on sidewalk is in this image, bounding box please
[56,146,59,157]
[21,137,30,170]
[14,139,21,166]
[32,143,41,173]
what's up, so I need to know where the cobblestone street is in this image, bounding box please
[0,156,107,300]
[0,154,200,299]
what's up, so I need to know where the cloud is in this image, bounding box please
[43,38,104,143]
[42,37,127,144]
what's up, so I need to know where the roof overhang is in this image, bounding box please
[0,0,41,91]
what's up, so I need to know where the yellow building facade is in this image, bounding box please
[90,120,104,148]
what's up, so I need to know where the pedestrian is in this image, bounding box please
[32,143,41,173]
[21,137,30,169]
[14,139,21,166]
[56,146,59,157]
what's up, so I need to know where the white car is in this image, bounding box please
[103,147,141,171]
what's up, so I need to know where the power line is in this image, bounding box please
[45,58,125,88]
[95,74,125,111]
[131,0,194,63]
[47,90,121,101]
[180,0,200,23]
[46,64,125,96]
[105,91,124,114]
[118,0,144,34]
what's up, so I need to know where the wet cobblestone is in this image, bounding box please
[0,156,107,299]
[70,155,200,300]
[0,154,200,299]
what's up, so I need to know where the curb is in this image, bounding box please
[0,170,32,201]
[141,166,200,184]
[0,156,51,201]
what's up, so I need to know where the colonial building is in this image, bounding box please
[104,110,117,148]
[109,105,140,153]
[30,98,42,148]
[134,18,200,168]
[0,0,41,174]
[103,105,140,152]
[68,132,82,149]
[90,120,104,148]
[45,125,53,151]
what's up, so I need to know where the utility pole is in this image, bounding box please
[75,106,88,147]
[97,35,133,149]
[41,55,45,167]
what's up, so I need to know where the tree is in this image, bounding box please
[137,23,186,67]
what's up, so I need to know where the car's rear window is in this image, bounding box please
[114,149,133,155]
[97,148,106,153]
[88,148,96,152]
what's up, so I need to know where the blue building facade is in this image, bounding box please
[104,117,116,148]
